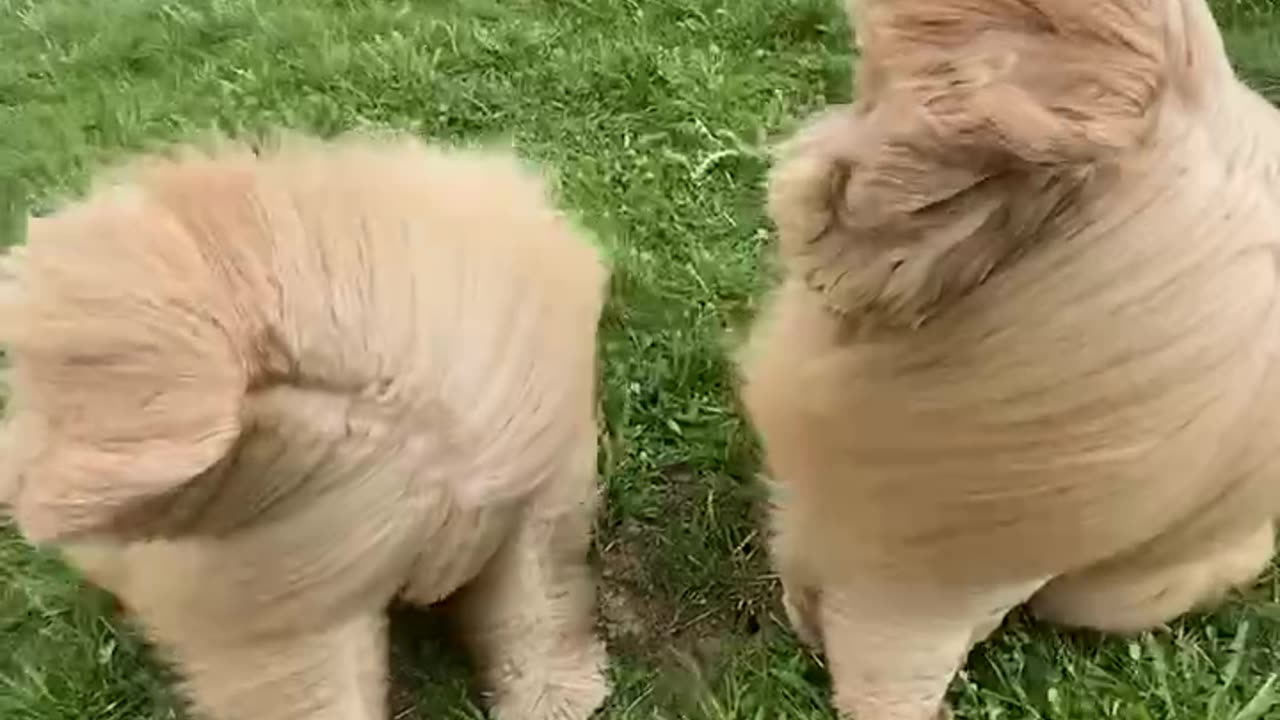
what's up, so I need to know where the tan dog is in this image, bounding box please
[740,1,1280,718]
[0,133,611,720]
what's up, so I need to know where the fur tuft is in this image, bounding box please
[770,0,1167,327]
[1,198,253,543]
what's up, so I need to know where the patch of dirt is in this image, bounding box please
[597,517,732,663]
[595,474,796,717]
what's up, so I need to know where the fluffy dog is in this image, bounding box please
[0,133,611,720]
[740,1,1280,718]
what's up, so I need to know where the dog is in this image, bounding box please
[739,1,1280,718]
[0,132,611,720]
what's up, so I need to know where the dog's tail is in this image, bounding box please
[770,0,1168,327]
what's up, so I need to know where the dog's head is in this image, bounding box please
[771,0,1177,328]
[0,156,275,544]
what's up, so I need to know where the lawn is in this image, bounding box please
[1,0,1279,718]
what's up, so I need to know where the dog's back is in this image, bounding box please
[2,133,608,549]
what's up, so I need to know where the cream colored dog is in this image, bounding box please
[740,1,1280,718]
[0,133,611,720]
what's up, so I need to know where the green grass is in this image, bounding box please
[1,0,1278,718]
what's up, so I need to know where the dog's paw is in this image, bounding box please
[488,669,608,720]
[486,644,609,720]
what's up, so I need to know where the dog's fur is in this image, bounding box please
[0,133,611,720]
[741,1,1280,718]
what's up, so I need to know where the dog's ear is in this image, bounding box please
[772,0,1166,327]
[2,202,249,544]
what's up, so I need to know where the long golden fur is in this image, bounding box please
[0,132,611,720]
[741,1,1280,718]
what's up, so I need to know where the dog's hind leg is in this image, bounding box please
[769,499,825,651]
[152,612,389,720]
[1030,522,1275,633]
[782,578,825,651]
[819,577,1042,720]
[453,437,609,720]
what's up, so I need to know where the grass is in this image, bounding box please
[0,0,1278,718]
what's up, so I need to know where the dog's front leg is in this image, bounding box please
[151,612,389,720]
[819,578,1041,720]
[454,444,609,720]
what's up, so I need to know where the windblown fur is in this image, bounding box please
[0,133,611,720]
[742,1,1280,718]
